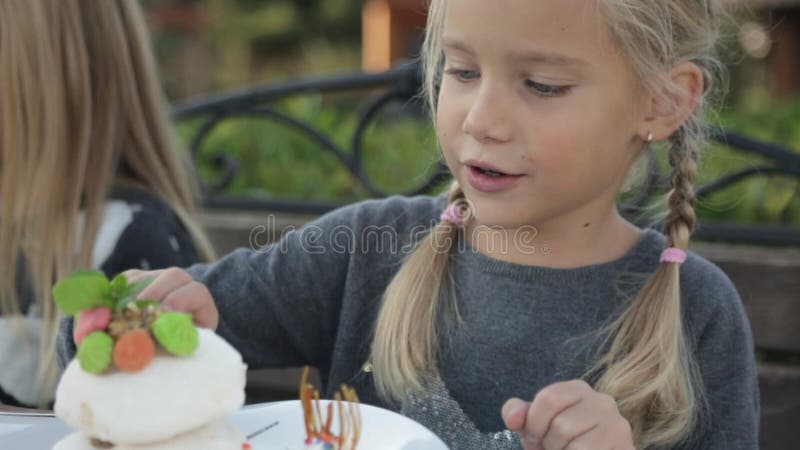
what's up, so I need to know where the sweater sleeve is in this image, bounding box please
[685,275,760,450]
[183,192,448,383]
[183,201,369,376]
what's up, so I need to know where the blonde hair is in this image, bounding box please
[372,0,725,447]
[0,0,215,407]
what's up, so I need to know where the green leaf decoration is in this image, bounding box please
[135,300,160,309]
[52,272,113,316]
[109,274,128,299]
[115,298,132,312]
[73,270,105,277]
[77,331,114,373]
[152,312,198,356]
[114,278,155,312]
[121,278,153,299]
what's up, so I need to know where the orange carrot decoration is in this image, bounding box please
[113,329,156,372]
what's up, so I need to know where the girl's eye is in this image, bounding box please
[525,80,571,97]
[444,68,480,82]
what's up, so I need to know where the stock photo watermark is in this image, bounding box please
[248,198,552,257]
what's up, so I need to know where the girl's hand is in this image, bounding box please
[501,380,634,450]
[123,268,219,330]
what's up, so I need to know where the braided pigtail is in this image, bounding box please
[371,181,471,404]
[589,118,706,448]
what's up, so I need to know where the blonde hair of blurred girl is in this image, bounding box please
[0,0,215,407]
[371,0,726,447]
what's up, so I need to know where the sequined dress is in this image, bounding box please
[402,376,521,449]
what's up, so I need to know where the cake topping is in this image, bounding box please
[76,331,114,374]
[53,271,200,374]
[74,306,112,344]
[113,329,157,372]
[152,312,199,356]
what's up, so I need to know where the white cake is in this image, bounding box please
[53,328,248,448]
[53,420,246,450]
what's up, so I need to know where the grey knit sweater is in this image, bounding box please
[56,193,759,449]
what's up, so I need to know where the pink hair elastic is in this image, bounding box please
[440,202,470,227]
[660,247,687,265]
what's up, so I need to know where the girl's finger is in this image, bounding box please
[135,267,193,302]
[521,434,546,450]
[540,399,602,449]
[161,281,218,330]
[562,423,604,450]
[563,416,631,450]
[502,398,546,450]
[528,380,592,443]
[122,269,164,285]
[502,398,529,431]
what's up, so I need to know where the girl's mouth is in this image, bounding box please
[474,166,506,177]
[466,165,524,193]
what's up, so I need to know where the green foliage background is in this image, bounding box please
[147,1,799,226]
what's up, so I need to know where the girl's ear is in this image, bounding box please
[639,61,704,142]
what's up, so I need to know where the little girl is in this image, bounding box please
[0,0,215,408]
[58,0,758,448]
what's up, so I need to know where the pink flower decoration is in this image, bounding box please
[73,306,112,345]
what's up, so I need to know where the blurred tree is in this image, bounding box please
[144,0,363,99]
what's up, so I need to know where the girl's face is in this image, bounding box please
[437,0,649,231]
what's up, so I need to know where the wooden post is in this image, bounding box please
[771,8,800,97]
[362,0,428,72]
[146,2,211,99]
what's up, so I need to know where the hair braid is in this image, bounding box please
[664,118,700,250]
[591,119,707,447]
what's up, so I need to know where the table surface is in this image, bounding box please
[0,405,52,414]
[0,410,70,450]
[1,401,451,450]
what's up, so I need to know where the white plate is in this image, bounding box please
[235,400,449,450]
[0,402,449,450]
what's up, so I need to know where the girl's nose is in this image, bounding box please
[462,86,513,143]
